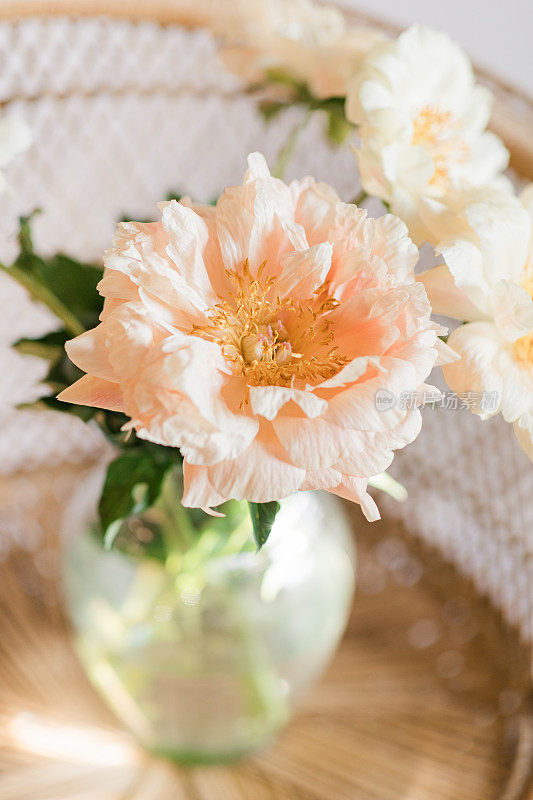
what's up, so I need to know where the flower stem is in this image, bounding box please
[369,472,408,503]
[271,109,312,179]
[349,190,369,205]
[157,469,196,567]
[0,261,85,337]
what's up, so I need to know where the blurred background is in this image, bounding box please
[337,0,531,94]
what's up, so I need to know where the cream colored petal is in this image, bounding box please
[514,414,533,462]
[418,265,485,321]
[435,337,461,366]
[492,279,533,342]
[458,131,509,186]
[437,238,490,313]
[442,321,503,418]
[465,196,530,287]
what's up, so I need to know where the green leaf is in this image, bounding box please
[15,251,102,331]
[314,96,346,114]
[36,254,102,330]
[326,111,354,145]
[265,67,301,88]
[3,214,103,337]
[248,501,280,550]
[17,211,41,260]
[98,448,176,547]
[259,100,289,122]
[14,327,96,419]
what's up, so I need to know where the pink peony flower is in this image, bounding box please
[59,153,445,519]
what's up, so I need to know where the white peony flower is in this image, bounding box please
[346,25,510,243]
[419,186,533,460]
[214,0,385,100]
[0,115,32,193]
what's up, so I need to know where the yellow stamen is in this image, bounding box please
[191,259,348,387]
[514,331,533,365]
[412,105,469,188]
[513,277,533,365]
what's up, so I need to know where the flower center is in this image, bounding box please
[191,260,348,387]
[513,277,533,366]
[412,105,469,188]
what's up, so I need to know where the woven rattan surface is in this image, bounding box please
[0,464,532,800]
[0,4,532,798]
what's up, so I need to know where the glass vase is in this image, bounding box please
[63,474,355,764]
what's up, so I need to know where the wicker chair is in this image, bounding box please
[0,4,531,798]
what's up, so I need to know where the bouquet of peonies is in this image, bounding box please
[2,3,532,551]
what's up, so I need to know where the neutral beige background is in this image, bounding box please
[338,0,532,96]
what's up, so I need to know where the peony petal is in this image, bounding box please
[513,413,533,462]
[104,302,166,381]
[464,196,529,287]
[246,152,271,181]
[316,356,381,389]
[292,178,342,245]
[492,279,533,342]
[248,385,327,420]
[65,325,117,382]
[330,476,381,521]
[435,337,461,366]
[276,242,332,299]
[248,185,298,272]
[217,152,300,275]
[161,200,218,306]
[133,335,259,464]
[274,415,394,475]
[370,213,419,282]
[418,264,485,321]
[300,467,343,491]
[442,321,503,418]
[182,462,228,508]
[205,423,305,503]
[324,357,423,433]
[105,221,209,323]
[57,375,124,412]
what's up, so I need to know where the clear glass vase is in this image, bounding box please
[63,475,355,764]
